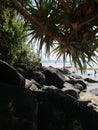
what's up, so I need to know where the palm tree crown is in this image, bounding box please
[11,0,98,72]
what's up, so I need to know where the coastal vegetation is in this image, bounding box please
[0,1,98,129]
[0,0,41,70]
[9,0,98,72]
[0,0,98,72]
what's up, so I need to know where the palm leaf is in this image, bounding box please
[13,0,98,73]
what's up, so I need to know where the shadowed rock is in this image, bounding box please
[0,60,25,87]
[84,78,98,83]
[42,66,66,88]
[29,88,98,130]
[66,79,87,90]
[0,60,98,130]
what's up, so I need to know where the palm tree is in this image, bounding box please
[10,0,98,72]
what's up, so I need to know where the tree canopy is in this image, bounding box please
[0,0,41,69]
[10,0,98,71]
[0,0,26,64]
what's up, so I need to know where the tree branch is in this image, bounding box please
[79,14,98,29]
[11,0,40,27]
[58,0,71,14]
[68,14,98,43]
[11,0,67,45]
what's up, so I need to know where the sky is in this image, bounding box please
[31,42,63,61]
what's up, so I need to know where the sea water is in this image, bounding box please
[41,60,72,68]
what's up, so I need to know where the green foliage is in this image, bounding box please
[0,1,41,70]
[0,1,25,64]
[25,0,58,54]
[20,0,98,72]
[14,43,41,70]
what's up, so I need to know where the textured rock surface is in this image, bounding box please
[0,60,98,130]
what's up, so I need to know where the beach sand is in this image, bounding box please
[80,92,98,111]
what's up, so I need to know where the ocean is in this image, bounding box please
[41,60,72,68]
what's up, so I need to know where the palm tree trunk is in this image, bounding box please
[63,53,66,70]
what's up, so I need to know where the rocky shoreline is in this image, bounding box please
[0,60,98,130]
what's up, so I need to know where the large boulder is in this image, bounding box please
[42,66,66,88]
[36,87,98,130]
[0,60,38,130]
[25,79,41,89]
[0,117,34,130]
[31,71,46,85]
[66,79,87,90]
[0,80,38,130]
[63,82,80,99]
[0,60,25,87]
[12,87,38,130]
[17,66,46,86]
[0,61,98,130]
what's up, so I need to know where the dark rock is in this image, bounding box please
[87,73,92,76]
[0,82,38,130]
[72,74,83,79]
[15,63,28,71]
[17,67,27,78]
[17,67,46,86]
[41,85,59,92]
[0,61,98,130]
[0,60,25,87]
[36,88,80,130]
[63,82,80,91]
[32,71,46,85]
[42,66,66,88]
[0,61,38,130]
[84,78,98,83]
[63,82,80,98]
[66,79,87,90]
[57,68,71,75]
[0,117,34,130]
[71,120,83,130]
[12,89,38,125]
[74,83,84,91]
[25,79,41,89]
[16,64,34,80]
[34,88,98,130]
[62,87,80,99]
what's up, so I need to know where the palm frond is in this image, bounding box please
[12,0,98,72]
